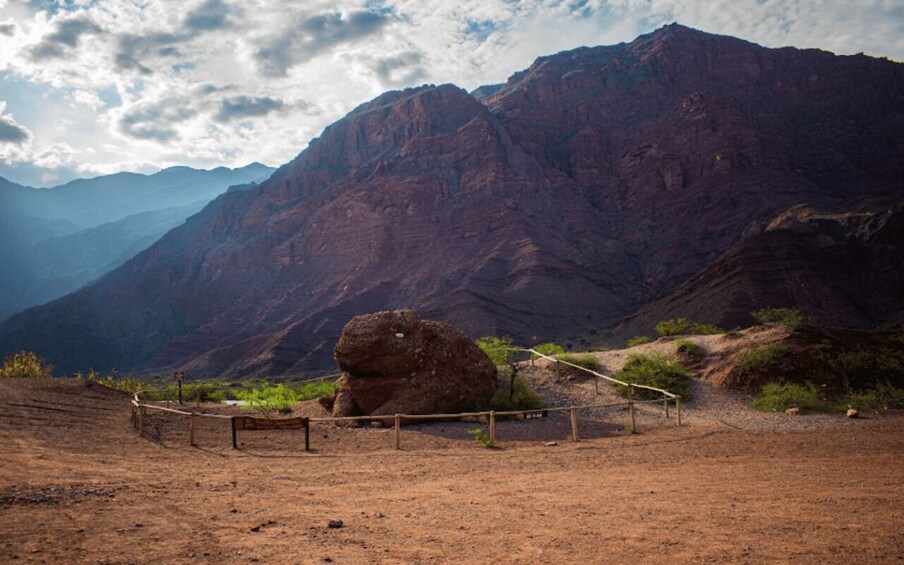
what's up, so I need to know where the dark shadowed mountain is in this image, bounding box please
[0,164,274,320]
[1,24,901,377]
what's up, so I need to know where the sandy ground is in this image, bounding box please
[1,377,903,564]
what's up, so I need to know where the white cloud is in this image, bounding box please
[0,0,901,187]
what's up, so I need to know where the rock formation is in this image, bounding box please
[331,310,497,417]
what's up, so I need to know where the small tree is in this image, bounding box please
[751,307,805,330]
[531,342,566,359]
[236,384,300,418]
[0,351,52,378]
[476,336,512,366]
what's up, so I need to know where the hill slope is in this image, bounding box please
[1,24,902,376]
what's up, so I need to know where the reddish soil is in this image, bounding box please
[1,377,903,564]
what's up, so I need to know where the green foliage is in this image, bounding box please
[838,382,904,410]
[476,336,512,366]
[0,351,52,378]
[626,336,652,347]
[613,353,692,400]
[85,369,143,393]
[467,428,493,448]
[236,384,300,418]
[655,318,724,337]
[297,378,339,400]
[489,376,547,412]
[531,342,566,359]
[751,307,806,329]
[554,353,602,372]
[811,346,904,391]
[675,339,705,356]
[750,382,828,413]
[736,343,792,377]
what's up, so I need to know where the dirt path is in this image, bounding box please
[2,378,903,563]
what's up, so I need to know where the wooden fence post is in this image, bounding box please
[664,398,669,418]
[489,411,496,446]
[138,404,144,435]
[628,385,636,433]
[189,412,196,446]
[304,418,310,452]
[570,407,579,441]
[231,416,238,449]
[594,376,599,395]
[676,396,682,426]
[394,414,401,450]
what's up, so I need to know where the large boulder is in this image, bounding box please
[332,309,497,417]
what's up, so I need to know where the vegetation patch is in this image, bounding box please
[750,382,828,413]
[488,376,546,412]
[613,353,692,400]
[554,352,601,372]
[236,384,300,418]
[655,318,724,337]
[476,336,512,366]
[838,383,904,410]
[1,351,52,379]
[466,428,493,448]
[530,342,566,359]
[736,343,792,377]
[626,336,652,347]
[751,307,806,329]
[674,339,705,356]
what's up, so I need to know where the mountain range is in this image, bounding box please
[0,24,901,377]
[0,164,274,321]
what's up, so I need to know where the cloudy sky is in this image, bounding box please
[0,0,901,187]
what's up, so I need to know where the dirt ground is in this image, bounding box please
[1,377,903,564]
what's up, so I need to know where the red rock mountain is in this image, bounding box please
[1,24,902,376]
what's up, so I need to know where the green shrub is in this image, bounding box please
[627,336,652,347]
[85,369,143,393]
[613,353,692,400]
[236,384,300,418]
[750,382,828,412]
[736,343,792,377]
[554,353,601,372]
[489,376,547,412]
[476,336,512,366]
[655,318,690,337]
[297,378,339,400]
[655,318,724,337]
[531,342,566,359]
[467,428,493,448]
[838,382,904,410]
[751,307,806,329]
[675,339,705,356]
[0,351,52,378]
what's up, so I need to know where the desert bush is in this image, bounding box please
[675,339,705,356]
[85,369,143,393]
[297,378,339,400]
[655,318,724,337]
[489,376,547,412]
[837,382,904,410]
[626,336,652,347]
[0,351,52,378]
[751,307,806,329]
[554,352,602,372]
[736,343,792,377]
[613,353,692,400]
[531,342,566,359]
[467,428,493,448]
[476,336,512,366]
[236,384,300,418]
[750,382,828,413]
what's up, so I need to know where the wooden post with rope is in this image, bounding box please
[628,385,636,433]
[394,414,401,450]
[189,412,196,446]
[676,396,682,426]
[489,411,496,446]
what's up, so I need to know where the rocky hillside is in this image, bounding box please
[1,24,902,377]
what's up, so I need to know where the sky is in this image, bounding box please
[0,0,902,187]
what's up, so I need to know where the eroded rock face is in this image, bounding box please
[331,310,496,417]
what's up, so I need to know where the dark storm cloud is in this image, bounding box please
[28,17,102,61]
[0,23,16,36]
[119,99,197,142]
[0,116,31,144]
[184,0,235,31]
[114,31,185,74]
[214,95,284,122]
[374,51,427,87]
[256,10,389,77]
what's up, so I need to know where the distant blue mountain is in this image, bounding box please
[0,164,274,321]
